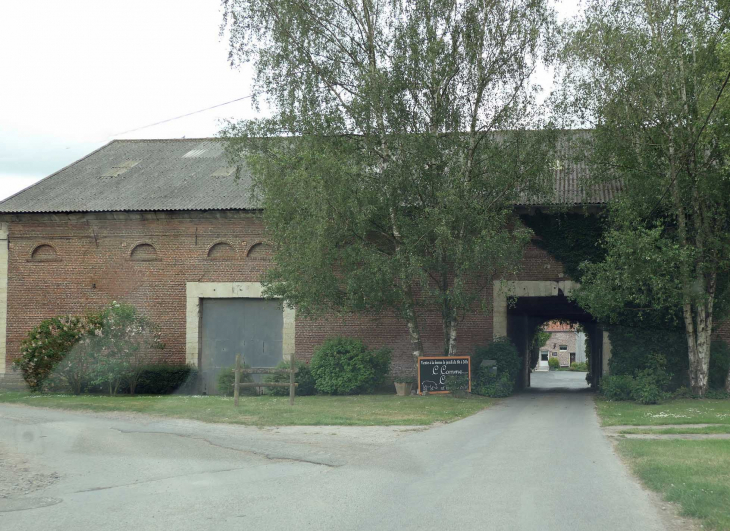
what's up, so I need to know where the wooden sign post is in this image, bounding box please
[234,354,241,407]
[232,352,298,406]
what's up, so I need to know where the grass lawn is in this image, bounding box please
[595,398,730,530]
[616,439,730,530]
[0,391,494,426]
[596,398,730,426]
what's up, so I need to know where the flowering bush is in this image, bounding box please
[90,302,164,396]
[14,302,164,395]
[15,315,101,392]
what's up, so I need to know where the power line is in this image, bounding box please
[110,94,257,138]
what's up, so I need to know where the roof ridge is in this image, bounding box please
[111,137,222,143]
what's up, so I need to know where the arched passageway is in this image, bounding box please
[504,292,606,390]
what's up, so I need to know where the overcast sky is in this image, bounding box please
[0,0,581,202]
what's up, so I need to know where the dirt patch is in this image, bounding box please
[602,424,717,434]
[0,443,60,499]
[613,433,730,440]
[602,424,730,440]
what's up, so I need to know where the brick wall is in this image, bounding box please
[1,211,578,378]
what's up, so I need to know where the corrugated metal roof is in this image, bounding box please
[516,158,620,206]
[0,137,618,214]
[0,139,256,213]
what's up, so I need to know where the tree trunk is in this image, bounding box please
[683,301,699,391]
[405,303,424,368]
[685,295,714,397]
[447,318,458,356]
[407,317,423,362]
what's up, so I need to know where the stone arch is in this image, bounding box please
[130,243,159,261]
[207,241,236,260]
[30,244,59,262]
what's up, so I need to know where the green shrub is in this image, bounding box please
[672,386,695,399]
[548,357,560,370]
[600,375,635,401]
[394,376,414,383]
[632,370,665,404]
[310,337,391,395]
[131,364,198,395]
[602,354,671,403]
[90,302,164,396]
[445,373,470,393]
[569,361,588,372]
[14,315,101,393]
[705,389,730,399]
[471,338,521,382]
[470,338,520,397]
[216,365,254,396]
[607,326,688,389]
[471,371,514,397]
[264,360,316,396]
[709,340,730,390]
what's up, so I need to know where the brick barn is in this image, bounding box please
[1,138,726,392]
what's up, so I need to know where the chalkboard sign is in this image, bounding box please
[418,356,471,394]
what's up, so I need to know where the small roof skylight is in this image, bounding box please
[101,160,139,177]
[182,142,224,158]
[210,166,237,177]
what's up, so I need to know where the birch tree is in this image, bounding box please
[561,0,730,395]
[220,0,556,361]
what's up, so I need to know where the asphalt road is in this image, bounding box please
[0,384,673,531]
[530,370,591,390]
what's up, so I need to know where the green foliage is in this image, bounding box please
[470,338,520,397]
[705,389,730,400]
[574,226,691,327]
[394,376,414,384]
[14,315,101,393]
[601,356,671,404]
[89,302,164,396]
[310,338,391,395]
[220,0,557,356]
[264,360,316,396]
[632,370,667,405]
[529,326,551,369]
[521,212,606,282]
[444,373,470,393]
[710,340,730,390]
[130,364,198,395]
[15,304,166,396]
[532,328,550,350]
[671,386,695,399]
[548,357,560,370]
[600,375,636,401]
[570,361,588,372]
[558,0,730,396]
[472,338,521,382]
[605,327,688,389]
[216,365,255,397]
[471,372,514,398]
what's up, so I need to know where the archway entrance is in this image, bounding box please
[492,281,611,390]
